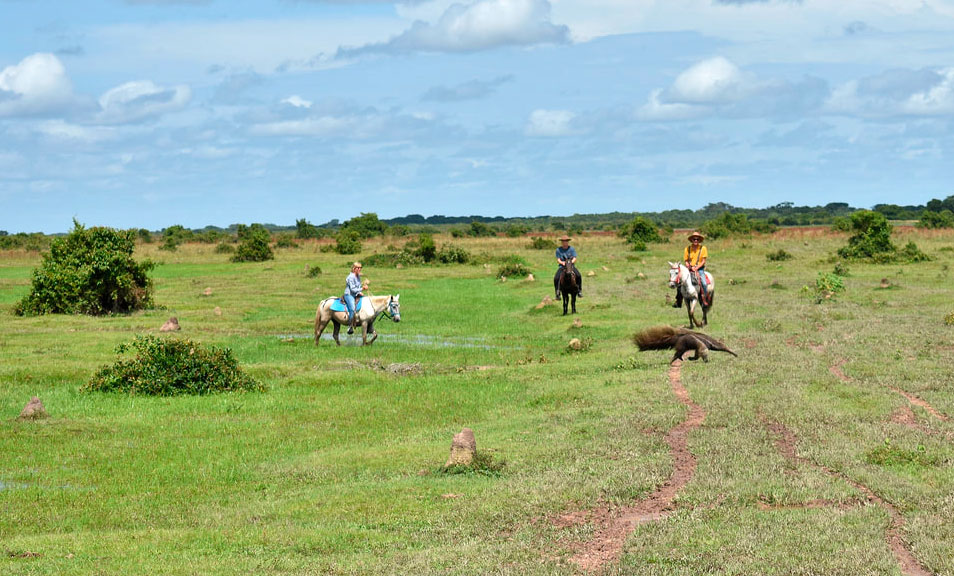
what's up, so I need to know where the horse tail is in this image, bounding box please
[633,325,685,350]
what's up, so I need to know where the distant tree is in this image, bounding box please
[341,213,387,238]
[332,229,363,254]
[231,224,274,262]
[917,209,954,229]
[15,221,154,316]
[295,218,323,239]
[469,220,496,237]
[618,216,664,247]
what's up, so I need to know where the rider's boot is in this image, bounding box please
[347,316,355,335]
[672,293,683,308]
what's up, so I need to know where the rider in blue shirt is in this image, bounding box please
[553,235,582,299]
[344,262,368,334]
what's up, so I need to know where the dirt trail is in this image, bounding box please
[763,418,933,576]
[564,361,704,572]
[829,359,949,422]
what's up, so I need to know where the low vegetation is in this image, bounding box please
[2,226,953,576]
[84,335,264,395]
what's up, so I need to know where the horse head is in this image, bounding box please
[668,262,682,288]
[387,294,401,322]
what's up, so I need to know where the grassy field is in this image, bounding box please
[2,229,953,575]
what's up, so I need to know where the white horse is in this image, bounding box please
[668,262,714,329]
[314,294,400,346]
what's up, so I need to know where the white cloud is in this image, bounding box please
[281,95,313,109]
[903,68,954,115]
[250,116,354,137]
[825,67,954,117]
[668,56,748,104]
[637,89,703,121]
[525,109,575,136]
[0,53,75,116]
[338,0,569,57]
[97,80,191,124]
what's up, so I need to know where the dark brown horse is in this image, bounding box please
[558,261,578,315]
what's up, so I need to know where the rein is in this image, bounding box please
[365,293,395,321]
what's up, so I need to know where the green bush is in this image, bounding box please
[306,265,323,278]
[84,335,264,396]
[809,272,845,303]
[528,236,556,250]
[274,234,299,249]
[437,244,471,264]
[231,225,274,262]
[837,210,895,260]
[332,229,363,255]
[619,216,663,246]
[341,213,387,238]
[496,255,531,278]
[15,221,154,316]
[469,221,496,237]
[701,212,753,239]
[766,249,793,261]
[917,209,954,229]
[215,242,235,254]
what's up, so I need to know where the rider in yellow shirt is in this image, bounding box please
[673,231,708,308]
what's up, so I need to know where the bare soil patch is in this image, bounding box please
[561,361,704,572]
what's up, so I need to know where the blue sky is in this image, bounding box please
[2,0,954,233]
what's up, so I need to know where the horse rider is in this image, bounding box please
[673,231,708,308]
[344,261,368,334]
[554,234,583,299]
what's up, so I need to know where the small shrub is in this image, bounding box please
[528,236,556,250]
[332,229,363,255]
[944,311,954,326]
[274,235,299,249]
[306,265,323,278]
[619,216,663,246]
[84,335,264,395]
[496,255,531,278]
[833,261,850,276]
[437,244,471,264]
[810,272,845,302]
[215,242,235,254]
[766,249,793,262]
[15,221,154,316]
[232,225,274,263]
[899,241,930,263]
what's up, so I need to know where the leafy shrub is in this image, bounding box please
[837,210,931,263]
[469,220,496,237]
[701,212,753,239]
[0,232,50,251]
[917,209,954,229]
[809,272,845,302]
[528,236,556,250]
[306,265,323,278]
[833,261,850,276]
[295,218,325,239]
[332,229,363,255]
[437,244,471,264]
[15,221,154,316]
[215,242,235,254]
[274,234,298,249]
[505,224,528,238]
[231,225,274,262]
[619,216,663,246]
[945,311,954,326]
[496,255,531,278]
[414,233,437,262]
[84,335,264,396]
[341,213,387,238]
[830,217,852,232]
[766,249,793,262]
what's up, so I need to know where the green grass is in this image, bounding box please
[2,230,953,575]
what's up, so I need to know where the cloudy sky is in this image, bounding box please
[3,0,954,233]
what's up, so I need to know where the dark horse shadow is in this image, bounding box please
[558,261,578,315]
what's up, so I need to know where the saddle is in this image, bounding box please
[329,297,364,313]
[689,272,712,306]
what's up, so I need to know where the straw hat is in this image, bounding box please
[687,231,705,241]
[558,235,572,241]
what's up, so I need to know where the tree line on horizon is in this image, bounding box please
[2,196,953,252]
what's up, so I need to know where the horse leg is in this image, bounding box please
[571,293,576,314]
[332,320,341,346]
[687,299,699,329]
[315,318,327,345]
[562,293,569,315]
